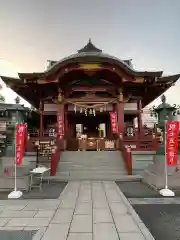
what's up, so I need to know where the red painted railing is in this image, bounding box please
[50,138,65,176]
[123,127,160,151]
[119,137,132,175]
[50,145,61,176]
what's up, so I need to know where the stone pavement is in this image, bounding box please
[0,181,154,239]
[129,197,180,204]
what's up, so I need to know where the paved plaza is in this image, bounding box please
[0,181,154,239]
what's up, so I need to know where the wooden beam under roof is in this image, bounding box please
[65,97,116,103]
[70,86,116,92]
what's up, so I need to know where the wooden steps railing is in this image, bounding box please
[119,138,132,175]
[50,138,65,176]
[50,145,61,176]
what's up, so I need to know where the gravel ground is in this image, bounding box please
[0,230,36,240]
[133,204,180,240]
[116,181,180,198]
[116,181,161,198]
[0,182,67,200]
[116,181,180,240]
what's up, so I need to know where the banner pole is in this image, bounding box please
[164,120,168,189]
[8,122,23,199]
[14,124,17,191]
[159,120,175,197]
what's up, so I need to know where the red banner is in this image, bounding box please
[57,112,64,137]
[16,123,26,165]
[166,121,179,165]
[110,112,118,133]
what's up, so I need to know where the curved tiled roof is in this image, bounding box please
[18,40,163,79]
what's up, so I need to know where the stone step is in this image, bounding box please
[57,170,126,175]
[58,163,125,169]
[56,150,127,180]
[58,163,125,168]
[59,159,123,164]
[59,159,123,163]
[45,174,143,181]
[60,151,122,160]
[47,174,127,181]
[57,167,125,171]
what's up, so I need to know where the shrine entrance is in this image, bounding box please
[68,113,111,139]
[66,112,116,151]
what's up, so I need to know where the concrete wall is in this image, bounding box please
[132,151,155,175]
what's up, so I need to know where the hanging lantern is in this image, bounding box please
[93,109,96,116]
[104,105,107,112]
[74,105,77,113]
[58,93,62,103]
[58,88,63,103]
[89,109,93,115]
[100,107,103,113]
[80,108,83,113]
[85,109,87,116]
[5,110,8,117]
[27,133,30,140]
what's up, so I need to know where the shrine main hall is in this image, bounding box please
[1,39,179,176]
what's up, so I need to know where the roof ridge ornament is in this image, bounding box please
[161,94,166,103]
[78,39,102,53]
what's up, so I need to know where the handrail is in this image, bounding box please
[50,144,60,176]
[119,137,132,175]
[50,138,65,176]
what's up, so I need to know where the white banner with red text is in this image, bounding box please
[166,120,179,166]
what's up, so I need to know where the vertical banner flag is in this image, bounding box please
[110,112,118,133]
[16,123,26,165]
[57,112,64,137]
[166,120,179,166]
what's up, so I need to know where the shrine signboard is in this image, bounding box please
[57,112,64,137]
[109,112,118,134]
[16,123,26,165]
[166,120,179,166]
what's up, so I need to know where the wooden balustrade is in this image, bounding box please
[78,138,116,151]
[123,127,159,151]
[27,125,160,153]
[50,144,61,176]
[119,138,132,175]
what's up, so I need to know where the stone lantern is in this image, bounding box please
[149,95,177,154]
[143,95,180,189]
[5,100,32,156]
[153,95,176,128]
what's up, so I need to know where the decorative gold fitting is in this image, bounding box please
[51,148,56,154]
[119,133,123,139]
[127,146,131,153]
[118,88,123,102]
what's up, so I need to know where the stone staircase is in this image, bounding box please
[55,151,127,180]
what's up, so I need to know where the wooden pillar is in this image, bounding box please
[137,99,143,135]
[39,100,44,137]
[64,111,69,138]
[117,88,125,135]
[106,120,111,138]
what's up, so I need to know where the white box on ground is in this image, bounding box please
[159,188,175,197]
[8,190,23,199]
